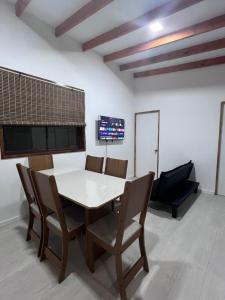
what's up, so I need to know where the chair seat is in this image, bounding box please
[30,202,53,216]
[88,213,141,247]
[30,202,40,216]
[46,205,84,232]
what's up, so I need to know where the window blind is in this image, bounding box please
[0,67,85,126]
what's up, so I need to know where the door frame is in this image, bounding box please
[134,110,160,178]
[215,101,225,195]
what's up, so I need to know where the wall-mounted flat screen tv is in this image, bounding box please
[98,116,125,140]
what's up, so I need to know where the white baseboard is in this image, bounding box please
[200,188,214,195]
[0,215,21,228]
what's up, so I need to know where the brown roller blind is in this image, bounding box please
[0,67,85,126]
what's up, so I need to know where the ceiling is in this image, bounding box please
[8,0,225,78]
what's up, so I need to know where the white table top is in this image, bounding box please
[40,167,79,176]
[40,168,126,209]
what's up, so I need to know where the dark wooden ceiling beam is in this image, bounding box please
[104,14,225,62]
[55,0,113,37]
[120,38,225,71]
[82,0,203,51]
[15,0,31,17]
[133,56,225,78]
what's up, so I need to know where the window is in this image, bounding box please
[0,125,85,158]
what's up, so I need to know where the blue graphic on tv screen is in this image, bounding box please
[98,116,125,140]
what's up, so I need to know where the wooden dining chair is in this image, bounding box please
[28,154,54,171]
[31,170,85,283]
[105,157,128,179]
[85,155,104,173]
[29,154,72,208]
[16,163,43,256]
[86,172,155,300]
[105,157,128,211]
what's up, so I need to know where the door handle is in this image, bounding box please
[154,149,158,153]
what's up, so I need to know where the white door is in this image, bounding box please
[135,112,159,178]
[217,104,225,195]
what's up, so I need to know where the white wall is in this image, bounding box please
[134,65,225,193]
[0,0,134,224]
[1,0,225,224]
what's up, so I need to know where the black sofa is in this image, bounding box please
[150,161,199,218]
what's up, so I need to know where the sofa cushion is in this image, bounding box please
[156,161,193,200]
[163,180,199,207]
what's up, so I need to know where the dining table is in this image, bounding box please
[39,167,127,261]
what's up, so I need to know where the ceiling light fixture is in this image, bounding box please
[149,21,163,33]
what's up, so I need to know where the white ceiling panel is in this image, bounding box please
[7,0,225,77]
[114,27,225,65]
[29,0,91,27]
[94,0,225,55]
[67,0,171,42]
[130,48,225,73]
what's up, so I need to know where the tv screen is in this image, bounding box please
[98,116,125,140]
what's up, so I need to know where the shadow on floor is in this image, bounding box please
[13,219,165,299]
[13,216,190,300]
[130,258,190,300]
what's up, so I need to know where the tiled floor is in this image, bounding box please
[1,192,225,300]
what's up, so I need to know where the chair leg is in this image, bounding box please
[26,211,34,241]
[38,218,44,257]
[172,207,177,218]
[139,229,149,272]
[86,232,95,273]
[58,238,69,283]
[115,254,127,300]
[40,223,49,262]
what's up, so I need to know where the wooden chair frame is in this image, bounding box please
[31,171,84,283]
[104,157,128,212]
[105,157,128,179]
[85,155,104,173]
[86,172,155,300]
[16,163,43,256]
[28,154,54,171]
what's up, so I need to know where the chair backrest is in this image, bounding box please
[85,155,104,173]
[116,172,155,247]
[28,154,54,171]
[16,163,36,206]
[105,157,128,179]
[31,171,66,231]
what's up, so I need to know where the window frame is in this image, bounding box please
[0,125,86,159]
